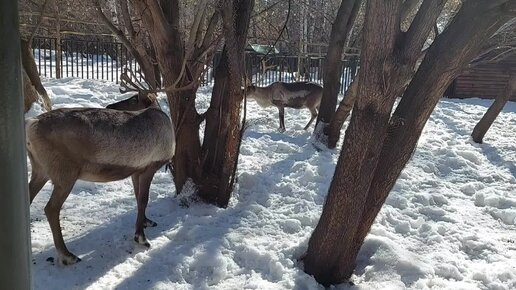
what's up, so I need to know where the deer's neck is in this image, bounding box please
[249,87,274,107]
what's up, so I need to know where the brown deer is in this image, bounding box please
[26,91,175,265]
[246,81,323,131]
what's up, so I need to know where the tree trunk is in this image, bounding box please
[199,0,254,207]
[20,38,51,111]
[303,0,509,286]
[314,0,361,144]
[352,2,512,267]
[471,74,516,143]
[303,1,403,284]
[326,76,358,149]
[135,0,203,193]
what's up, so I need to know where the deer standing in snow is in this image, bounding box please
[246,81,323,131]
[26,90,175,265]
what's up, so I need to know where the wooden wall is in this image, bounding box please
[446,55,516,101]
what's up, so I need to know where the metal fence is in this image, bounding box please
[242,53,358,93]
[32,37,136,83]
[31,37,359,93]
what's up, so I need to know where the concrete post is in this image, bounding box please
[0,0,33,289]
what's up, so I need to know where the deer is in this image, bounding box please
[245,81,323,132]
[26,85,175,265]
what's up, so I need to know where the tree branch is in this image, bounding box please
[142,0,174,38]
[400,0,420,25]
[28,0,50,43]
[93,0,133,49]
[119,0,136,38]
[402,0,447,62]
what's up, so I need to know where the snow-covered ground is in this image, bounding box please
[27,78,515,290]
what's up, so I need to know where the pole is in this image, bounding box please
[0,0,33,289]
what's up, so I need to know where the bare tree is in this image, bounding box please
[200,0,254,206]
[93,0,162,89]
[120,0,254,208]
[313,0,362,145]
[472,73,516,143]
[469,20,516,143]
[302,0,516,286]
[321,0,428,149]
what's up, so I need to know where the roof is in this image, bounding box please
[246,44,279,55]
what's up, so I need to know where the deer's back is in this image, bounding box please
[271,82,323,108]
[26,108,175,175]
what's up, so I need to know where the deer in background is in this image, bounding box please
[26,91,175,265]
[246,81,323,132]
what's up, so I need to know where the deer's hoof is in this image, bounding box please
[134,234,151,248]
[59,253,81,266]
[278,127,286,133]
[144,218,157,228]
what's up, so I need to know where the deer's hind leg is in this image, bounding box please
[278,106,286,132]
[131,174,157,228]
[133,163,161,248]
[44,169,80,265]
[304,107,318,130]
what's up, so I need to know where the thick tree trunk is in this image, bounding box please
[135,0,203,193]
[472,74,516,143]
[326,76,358,149]
[171,90,203,193]
[303,1,403,285]
[199,0,254,207]
[314,0,361,144]
[352,3,512,265]
[20,38,51,111]
[303,0,508,286]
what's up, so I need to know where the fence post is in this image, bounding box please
[54,3,62,79]
[0,0,33,289]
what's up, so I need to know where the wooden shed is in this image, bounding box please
[445,54,516,101]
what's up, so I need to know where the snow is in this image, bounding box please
[27,78,515,290]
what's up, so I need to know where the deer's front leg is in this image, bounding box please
[278,106,286,132]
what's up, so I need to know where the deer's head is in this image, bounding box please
[106,91,158,111]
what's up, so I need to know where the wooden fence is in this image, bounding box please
[446,55,516,101]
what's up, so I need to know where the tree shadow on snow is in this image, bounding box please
[113,129,329,289]
[479,142,516,177]
[31,193,182,290]
[31,126,329,290]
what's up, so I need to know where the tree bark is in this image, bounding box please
[321,0,448,148]
[472,74,516,143]
[352,1,514,267]
[314,0,361,145]
[326,76,358,149]
[303,1,404,284]
[134,0,203,193]
[302,0,509,286]
[200,0,254,207]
